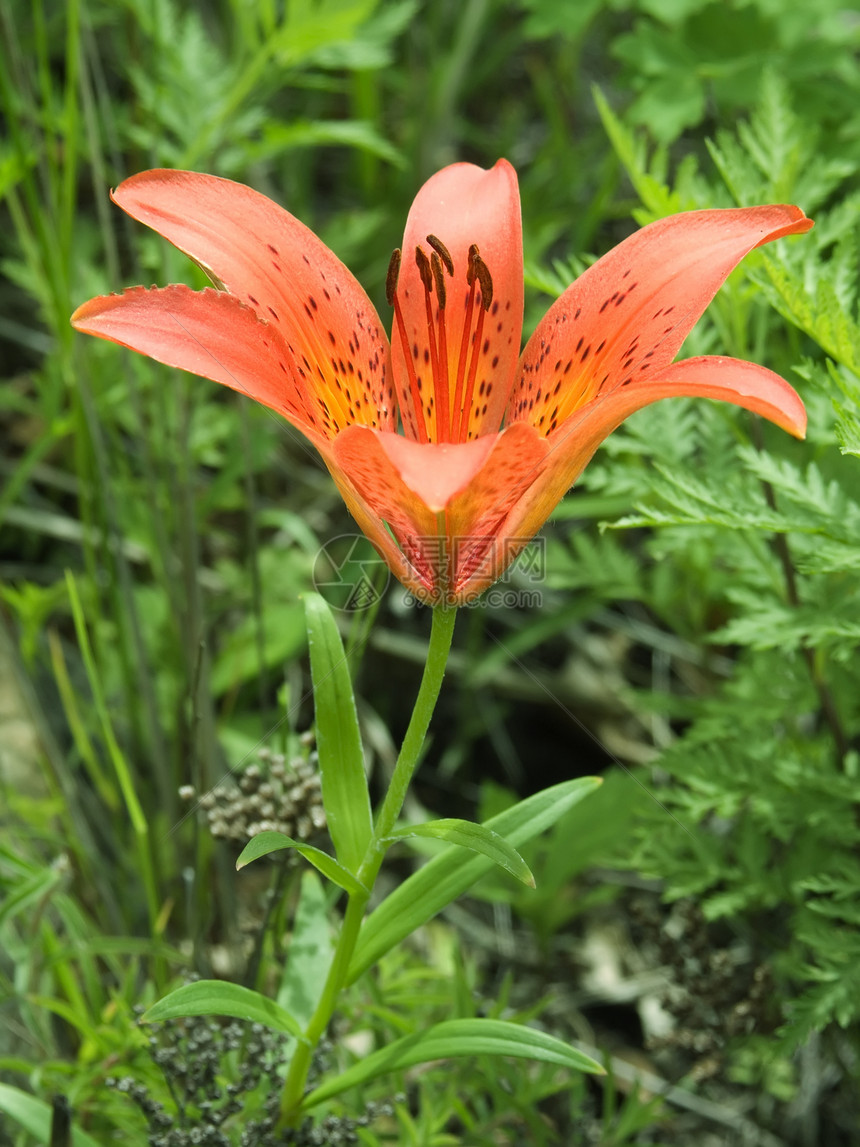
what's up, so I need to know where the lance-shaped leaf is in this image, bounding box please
[141,980,305,1041]
[381,818,534,886]
[300,1018,603,1110]
[236,830,368,896]
[304,593,373,876]
[349,776,601,983]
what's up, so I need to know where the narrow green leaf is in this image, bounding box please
[236,830,368,895]
[141,980,305,1041]
[304,593,373,875]
[0,1083,101,1147]
[301,1019,603,1109]
[383,819,534,887]
[349,777,601,983]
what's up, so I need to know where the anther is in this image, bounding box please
[474,256,493,312]
[426,235,454,276]
[467,243,480,283]
[430,253,447,310]
[415,246,433,294]
[385,249,401,306]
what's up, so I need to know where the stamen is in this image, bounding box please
[450,272,476,443]
[431,252,450,442]
[415,246,444,441]
[391,239,494,446]
[473,254,493,312]
[387,247,428,443]
[385,248,401,306]
[430,252,447,309]
[426,235,454,277]
[457,245,492,441]
[415,246,433,293]
[460,301,487,440]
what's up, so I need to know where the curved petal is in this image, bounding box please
[393,160,523,442]
[373,433,497,512]
[333,428,446,598]
[508,205,813,433]
[112,170,396,436]
[633,356,806,438]
[333,424,549,603]
[71,285,329,441]
[321,461,433,601]
[500,354,807,548]
[443,422,550,598]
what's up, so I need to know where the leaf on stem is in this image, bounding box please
[381,818,534,886]
[349,776,602,982]
[300,1018,604,1109]
[303,593,373,877]
[141,980,306,1041]
[278,870,334,1030]
[236,830,368,896]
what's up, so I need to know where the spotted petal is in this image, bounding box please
[333,424,548,601]
[393,160,523,443]
[500,354,807,550]
[112,170,396,438]
[71,285,328,442]
[508,205,813,434]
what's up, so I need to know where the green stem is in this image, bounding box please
[278,604,458,1125]
[371,604,458,845]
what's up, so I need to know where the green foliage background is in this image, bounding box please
[2,0,860,1142]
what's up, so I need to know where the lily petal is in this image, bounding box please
[509,205,813,433]
[322,461,432,599]
[369,433,497,513]
[500,354,808,549]
[71,285,326,441]
[393,160,523,442]
[112,170,396,437]
[332,428,445,595]
[334,423,548,601]
[442,422,550,597]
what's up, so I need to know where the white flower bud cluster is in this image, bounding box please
[179,742,325,847]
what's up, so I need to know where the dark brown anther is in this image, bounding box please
[386,249,402,306]
[466,243,480,285]
[426,234,454,276]
[415,246,433,293]
[430,252,447,309]
[474,254,493,311]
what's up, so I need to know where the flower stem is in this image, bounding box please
[277,604,458,1126]
[371,604,458,843]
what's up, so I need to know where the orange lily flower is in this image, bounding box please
[71,162,811,605]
